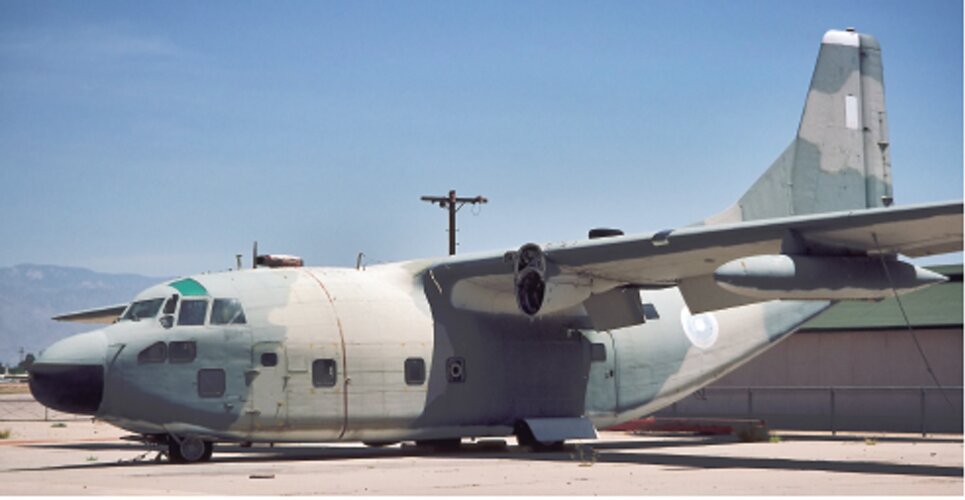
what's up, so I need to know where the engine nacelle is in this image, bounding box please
[513,243,547,316]
[508,243,602,317]
[450,244,616,317]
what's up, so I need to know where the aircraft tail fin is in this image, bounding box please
[704,29,893,225]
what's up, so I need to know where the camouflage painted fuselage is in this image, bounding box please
[63,261,828,443]
[25,28,961,450]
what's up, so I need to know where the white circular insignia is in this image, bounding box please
[680,307,719,349]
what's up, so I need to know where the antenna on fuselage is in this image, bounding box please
[252,241,258,269]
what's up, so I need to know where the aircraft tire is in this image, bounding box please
[531,440,565,452]
[167,435,214,464]
[414,438,461,452]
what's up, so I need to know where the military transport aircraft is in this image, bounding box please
[29,29,962,463]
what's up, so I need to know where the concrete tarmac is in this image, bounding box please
[0,419,961,495]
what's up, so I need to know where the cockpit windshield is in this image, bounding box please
[121,298,165,321]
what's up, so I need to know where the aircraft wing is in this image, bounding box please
[52,304,128,324]
[431,200,962,317]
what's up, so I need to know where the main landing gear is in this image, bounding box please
[166,434,214,464]
[414,438,462,452]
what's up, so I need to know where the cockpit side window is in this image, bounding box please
[178,299,209,326]
[121,298,165,322]
[137,341,167,363]
[211,298,247,325]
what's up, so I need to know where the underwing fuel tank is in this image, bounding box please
[713,255,947,300]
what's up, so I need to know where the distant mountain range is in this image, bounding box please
[0,264,166,367]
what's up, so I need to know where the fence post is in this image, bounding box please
[747,388,753,417]
[920,387,926,437]
[830,388,836,436]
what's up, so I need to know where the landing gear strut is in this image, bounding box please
[167,435,214,463]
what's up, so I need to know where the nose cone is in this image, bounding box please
[29,330,107,415]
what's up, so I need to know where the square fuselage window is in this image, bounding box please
[404,358,426,385]
[590,343,607,362]
[312,359,337,387]
[261,352,278,367]
[169,341,197,363]
[197,368,225,397]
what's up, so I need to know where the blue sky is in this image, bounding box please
[1,0,961,278]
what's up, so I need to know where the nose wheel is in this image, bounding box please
[167,435,213,463]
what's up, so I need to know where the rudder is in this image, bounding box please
[705,29,893,225]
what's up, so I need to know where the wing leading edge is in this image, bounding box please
[431,200,962,316]
[52,304,128,324]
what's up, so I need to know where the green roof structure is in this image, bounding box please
[801,264,963,331]
[168,278,209,297]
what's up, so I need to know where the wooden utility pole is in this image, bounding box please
[420,190,488,255]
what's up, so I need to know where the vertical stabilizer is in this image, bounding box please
[704,29,893,225]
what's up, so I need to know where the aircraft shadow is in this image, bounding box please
[581,451,963,478]
[8,436,726,472]
[10,435,963,479]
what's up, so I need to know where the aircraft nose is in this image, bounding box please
[29,330,107,415]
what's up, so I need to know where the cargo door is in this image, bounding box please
[583,330,618,417]
[285,341,345,439]
[247,341,288,432]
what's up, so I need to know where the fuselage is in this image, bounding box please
[30,260,831,443]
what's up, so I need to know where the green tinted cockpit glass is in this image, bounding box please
[169,278,208,297]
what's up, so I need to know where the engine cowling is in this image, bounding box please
[510,243,605,317]
[513,243,547,316]
[449,243,616,317]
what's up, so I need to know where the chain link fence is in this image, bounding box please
[658,386,963,434]
[4,384,962,432]
[0,393,89,422]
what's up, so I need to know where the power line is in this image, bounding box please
[872,233,956,411]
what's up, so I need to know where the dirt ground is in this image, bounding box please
[0,418,960,495]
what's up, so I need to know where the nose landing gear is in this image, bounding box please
[167,434,214,464]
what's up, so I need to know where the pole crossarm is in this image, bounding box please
[420,190,488,255]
